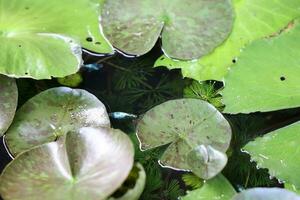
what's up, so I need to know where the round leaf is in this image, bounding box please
[181,174,236,200]
[5,87,110,156]
[233,188,300,200]
[101,0,233,60]
[0,127,134,200]
[222,21,300,114]
[0,75,18,136]
[0,0,113,79]
[136,99,232,179]
[243,121,300,189]
[155,0,300,81]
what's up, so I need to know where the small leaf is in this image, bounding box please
[101,0,233,60]
[109,163,146,200]
[136,99,232,179]
[181,175,236,200]
[5,87,110,156]
[233,188,300,200]
[0,75,18,136]
[243,121,300,189]
[0,127,134,200]
[155,0,300,81]
[222,21,300,113]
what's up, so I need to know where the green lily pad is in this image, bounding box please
[5,87,110,156]
[233,188,300,200]
[0,0,113,79]
[155,0,300,81]
[0,127,134,200]
[181,174,236,200]
[243,121,300,189]
[222,21,300,114]
[101,0,233,60]
[0,75,18,136]
[286,183,300,195]
[136,99,232,179]
[109,163,146,200]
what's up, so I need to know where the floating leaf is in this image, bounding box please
[0,75,18,136]
[222,22,300,114]
[101,0,233,60]
[181,175,236,200]
[0,127,134,200]
[233,188,300,200]
[136,99,232,179]
[243,121,300,189]
[5,87,110,156]
[0,0,113,79]
[155,0,300,81]
[109,163,146,200]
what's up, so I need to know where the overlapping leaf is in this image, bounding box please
[181,175,236,200]
[243,121,300,189]
[136,99,232,179]
[0,127,134,200]
[155,0,300,81]
[5,87,110,156]
[222,22,300,114]
[101,0,233,60]
[0,0,113,79]
[0,75,18,136]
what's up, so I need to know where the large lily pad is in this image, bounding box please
[222,21,300,114]
[233,188,300,200]
[181,175,236,200]
[136,99,232,179]
[0,75,18,136]
[5,87,110,156]
[155,0,300,81]
[243,121,300,189]
[0,127,134,200]
[0,0,113,79]
[101,0,233,60]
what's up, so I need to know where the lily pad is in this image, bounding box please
[0,75,18,136]
[233,188,300,200]
[109,163,146,200]
[155,0,300,81]
[243,121,300,189]
[0,0,113,79]
[181,175,236,200]
[0,127,134,200]
[101,0,234,60]
[136,99,232,179]
[222,21,300,114]
[5,87,110,156]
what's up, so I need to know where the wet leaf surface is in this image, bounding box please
[5,87,110,156]
[155,0,300,81]
[222,21,300,114]
[0,0,113,79]
[243,121,300,189]
[136,99,232,179]
[101,0,233,60]
[0,127,134,200]
[0,75,18,136]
